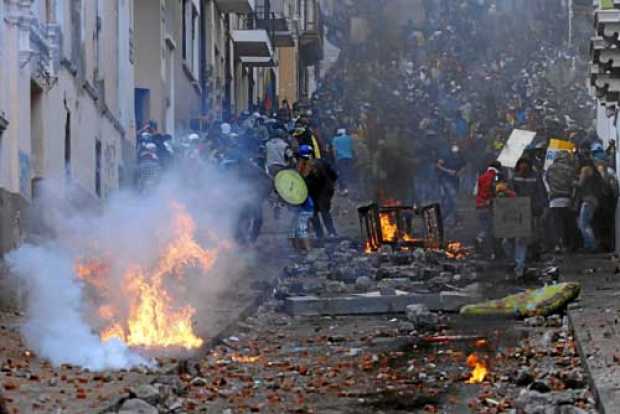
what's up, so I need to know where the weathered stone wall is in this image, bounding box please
[0,188,28,311]
[0,188,27,255]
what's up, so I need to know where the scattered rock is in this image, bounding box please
[164,397,184,411]
[151,376,185,395]
[412,248,426,262]
[377,278,409,291]
[157,361,179,375]
[347,348,362,357]
[406,304,438,330]
[391,253,413,265]
[529,380,551,393]
[514,367,534,386]
[302,279,324,294]
[323,280,347,294]
[129,384,160,405]
[524,316,546,327]
[558,406,588,414]
[561,368,586,389]
[461,282,483,295]
[313,260,330,272]
[546,314,563,327]
[539,330,560,348]
[306,249,328,263]
[355,276,373,291]
[329,267,357,283]
[338,240,353,250]
[515,389,553,410]
[190,377,208,387]
[398,321,415,332]
[118,399,158,414]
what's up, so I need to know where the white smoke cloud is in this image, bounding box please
[7,161,262,371]
[7,244,150,371]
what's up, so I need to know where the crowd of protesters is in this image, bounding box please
[137,0,620,260]
[136,104,353,248]
[310,0,619,264]
[476,140,618,278]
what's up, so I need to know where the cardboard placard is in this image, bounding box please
[493,197,532,239]
[497,129,537,169]
[544,138,575,170]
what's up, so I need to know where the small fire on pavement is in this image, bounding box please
[465,353,489,384]
[231,354,262,364]
[445,241,471,260]
[75,202,224,351]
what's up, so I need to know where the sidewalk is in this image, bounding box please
[561,253,620,414]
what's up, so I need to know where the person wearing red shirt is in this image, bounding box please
[476,161,502,255]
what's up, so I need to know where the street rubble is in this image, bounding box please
[57,241,595,414]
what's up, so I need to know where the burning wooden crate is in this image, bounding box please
[358,203,443,251]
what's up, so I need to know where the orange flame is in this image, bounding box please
[465,353,488,384]
[446,241,469,260]
[231,355,262,364]
[380,213,398,242]
[75,202,220,350]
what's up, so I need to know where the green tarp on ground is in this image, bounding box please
[460,282,581,318]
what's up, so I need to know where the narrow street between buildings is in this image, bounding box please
[2,1,620,414]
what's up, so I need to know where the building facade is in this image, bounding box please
[0,0,323,251]
[0,0,137,251]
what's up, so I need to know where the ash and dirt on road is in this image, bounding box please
[0,229,597,413]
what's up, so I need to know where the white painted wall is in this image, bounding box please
[597,103,617,147]
[0,0,129,200]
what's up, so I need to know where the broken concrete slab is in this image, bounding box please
[283,291,481,316]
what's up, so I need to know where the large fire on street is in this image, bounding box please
[75,202,221,350]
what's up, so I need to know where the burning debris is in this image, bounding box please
[445,241,471,261]
[6,167,250,371]
[75,203,218,350]
[358,203,443,252]
[465,353,489,384]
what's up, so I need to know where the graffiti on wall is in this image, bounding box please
[104,142,117,196]
[18,151,30,197]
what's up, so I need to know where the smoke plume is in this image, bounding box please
[6,162,257,371]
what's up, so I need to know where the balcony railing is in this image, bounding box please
[27,20,60,88]
[252,6,294,47]
[244,10,276,43]
[233,13,275,58]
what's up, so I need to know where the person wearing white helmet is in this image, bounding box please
[220,123,232,136]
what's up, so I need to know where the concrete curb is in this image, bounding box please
[566,309,607,414]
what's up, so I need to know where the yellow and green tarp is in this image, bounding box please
[460,283,581,318]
